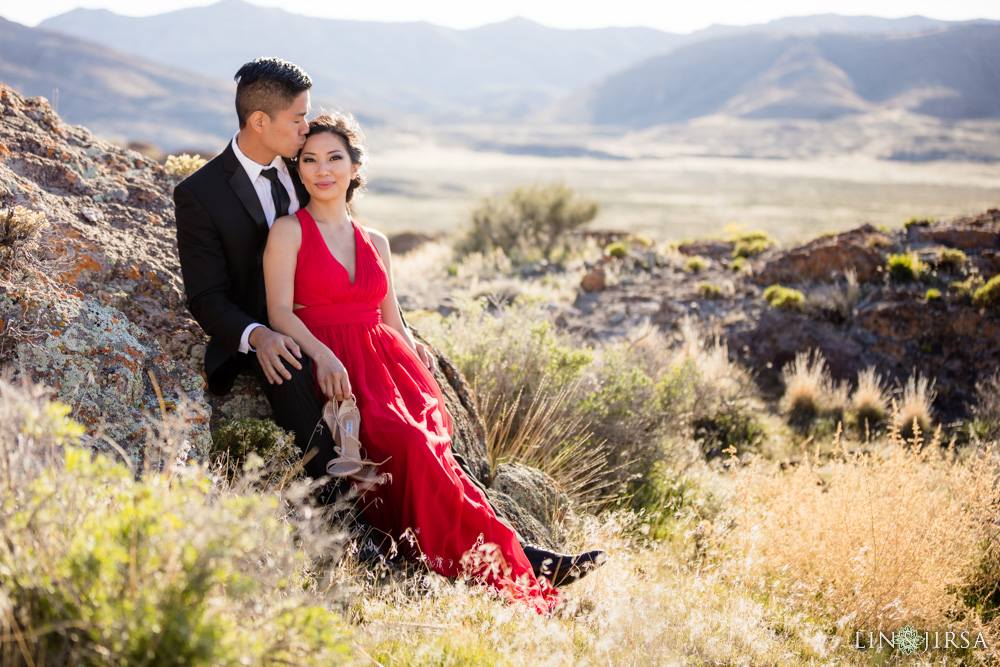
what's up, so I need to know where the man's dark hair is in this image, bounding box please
[234,58,312,128]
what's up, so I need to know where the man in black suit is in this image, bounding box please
[174,58,336,482]
[174,57,604,585]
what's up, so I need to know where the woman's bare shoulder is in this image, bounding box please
[362,225,388,244]
[269,214,303,241]
[363,225,391,255]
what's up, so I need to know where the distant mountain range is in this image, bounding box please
[0,2,995,151]
[0,16,232,150]
[36,2,999,119]
[551,24,1000,126]
[37,0,680,118]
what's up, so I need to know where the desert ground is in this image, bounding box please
[353,119,1000,243]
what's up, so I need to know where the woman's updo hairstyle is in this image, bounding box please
[299,112,368,204]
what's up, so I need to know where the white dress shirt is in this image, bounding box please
[231,132,301,354]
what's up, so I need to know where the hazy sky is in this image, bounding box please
[3,0,999,32]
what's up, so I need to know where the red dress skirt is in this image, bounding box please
[291,208,558,614]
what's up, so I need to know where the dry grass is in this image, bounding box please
[392,240,455,292]
[4,358,999,663]
[0,205,46,270]
[164,153,206,180]
[807,268,862,322]
[672,318,750,404]
[734,426,1000,654]
[851,366,891,429]
[346,511,844,665]
[779,349,846,420]
[895,371,937,439]
[482,380,613,513]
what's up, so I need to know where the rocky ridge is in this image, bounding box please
[565,212,1000,420]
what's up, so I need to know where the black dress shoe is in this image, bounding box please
[522,544,607,587]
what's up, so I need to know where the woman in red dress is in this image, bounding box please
[262,113,559,613]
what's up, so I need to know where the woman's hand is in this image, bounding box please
[414,341,436,372]
[314,349,351,401]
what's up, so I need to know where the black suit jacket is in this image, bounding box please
[174,142,306,394]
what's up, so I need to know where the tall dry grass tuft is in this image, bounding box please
[779,348,847,420]
[895,370,937,439]
[673,318,747,398]
[780,349,827,418]
[735,425,1000,648]
[852,365,891,428]
[482,379,614,513]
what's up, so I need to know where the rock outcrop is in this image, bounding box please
[754,224,889,284]
[0,83,208,464]
[550,210,1000,421]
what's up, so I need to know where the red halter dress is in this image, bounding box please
[291,208,558,614]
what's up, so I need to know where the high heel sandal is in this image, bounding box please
[322,397,363,477]
[322,396,389,489]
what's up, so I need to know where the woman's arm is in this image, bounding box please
[264,216,352,400]
[367,228,435,370]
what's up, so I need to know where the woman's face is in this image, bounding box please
[298,131,357,203]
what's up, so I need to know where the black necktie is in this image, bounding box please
[260,167,290,219]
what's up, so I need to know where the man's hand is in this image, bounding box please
[249,326,302,385]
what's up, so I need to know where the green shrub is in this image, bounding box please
[576,346,659,480]
[972,275,1000,311]
[692,409,765,459]
[950,274,985,300]
[925,288,942,301]
[0,381,351,666]
[457,182,599,263]
[887,252,924,282]
[210,417,300,484]
[904,216,933,230]
[763,285,805,311]
[730,230,774,258]
[729,256,749,273]
[697,282,723,299]
[418,304,765,502]
[654,329,762,460]
[684,256,709,273]
[605,241,628,259]
[937,247,967,273]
